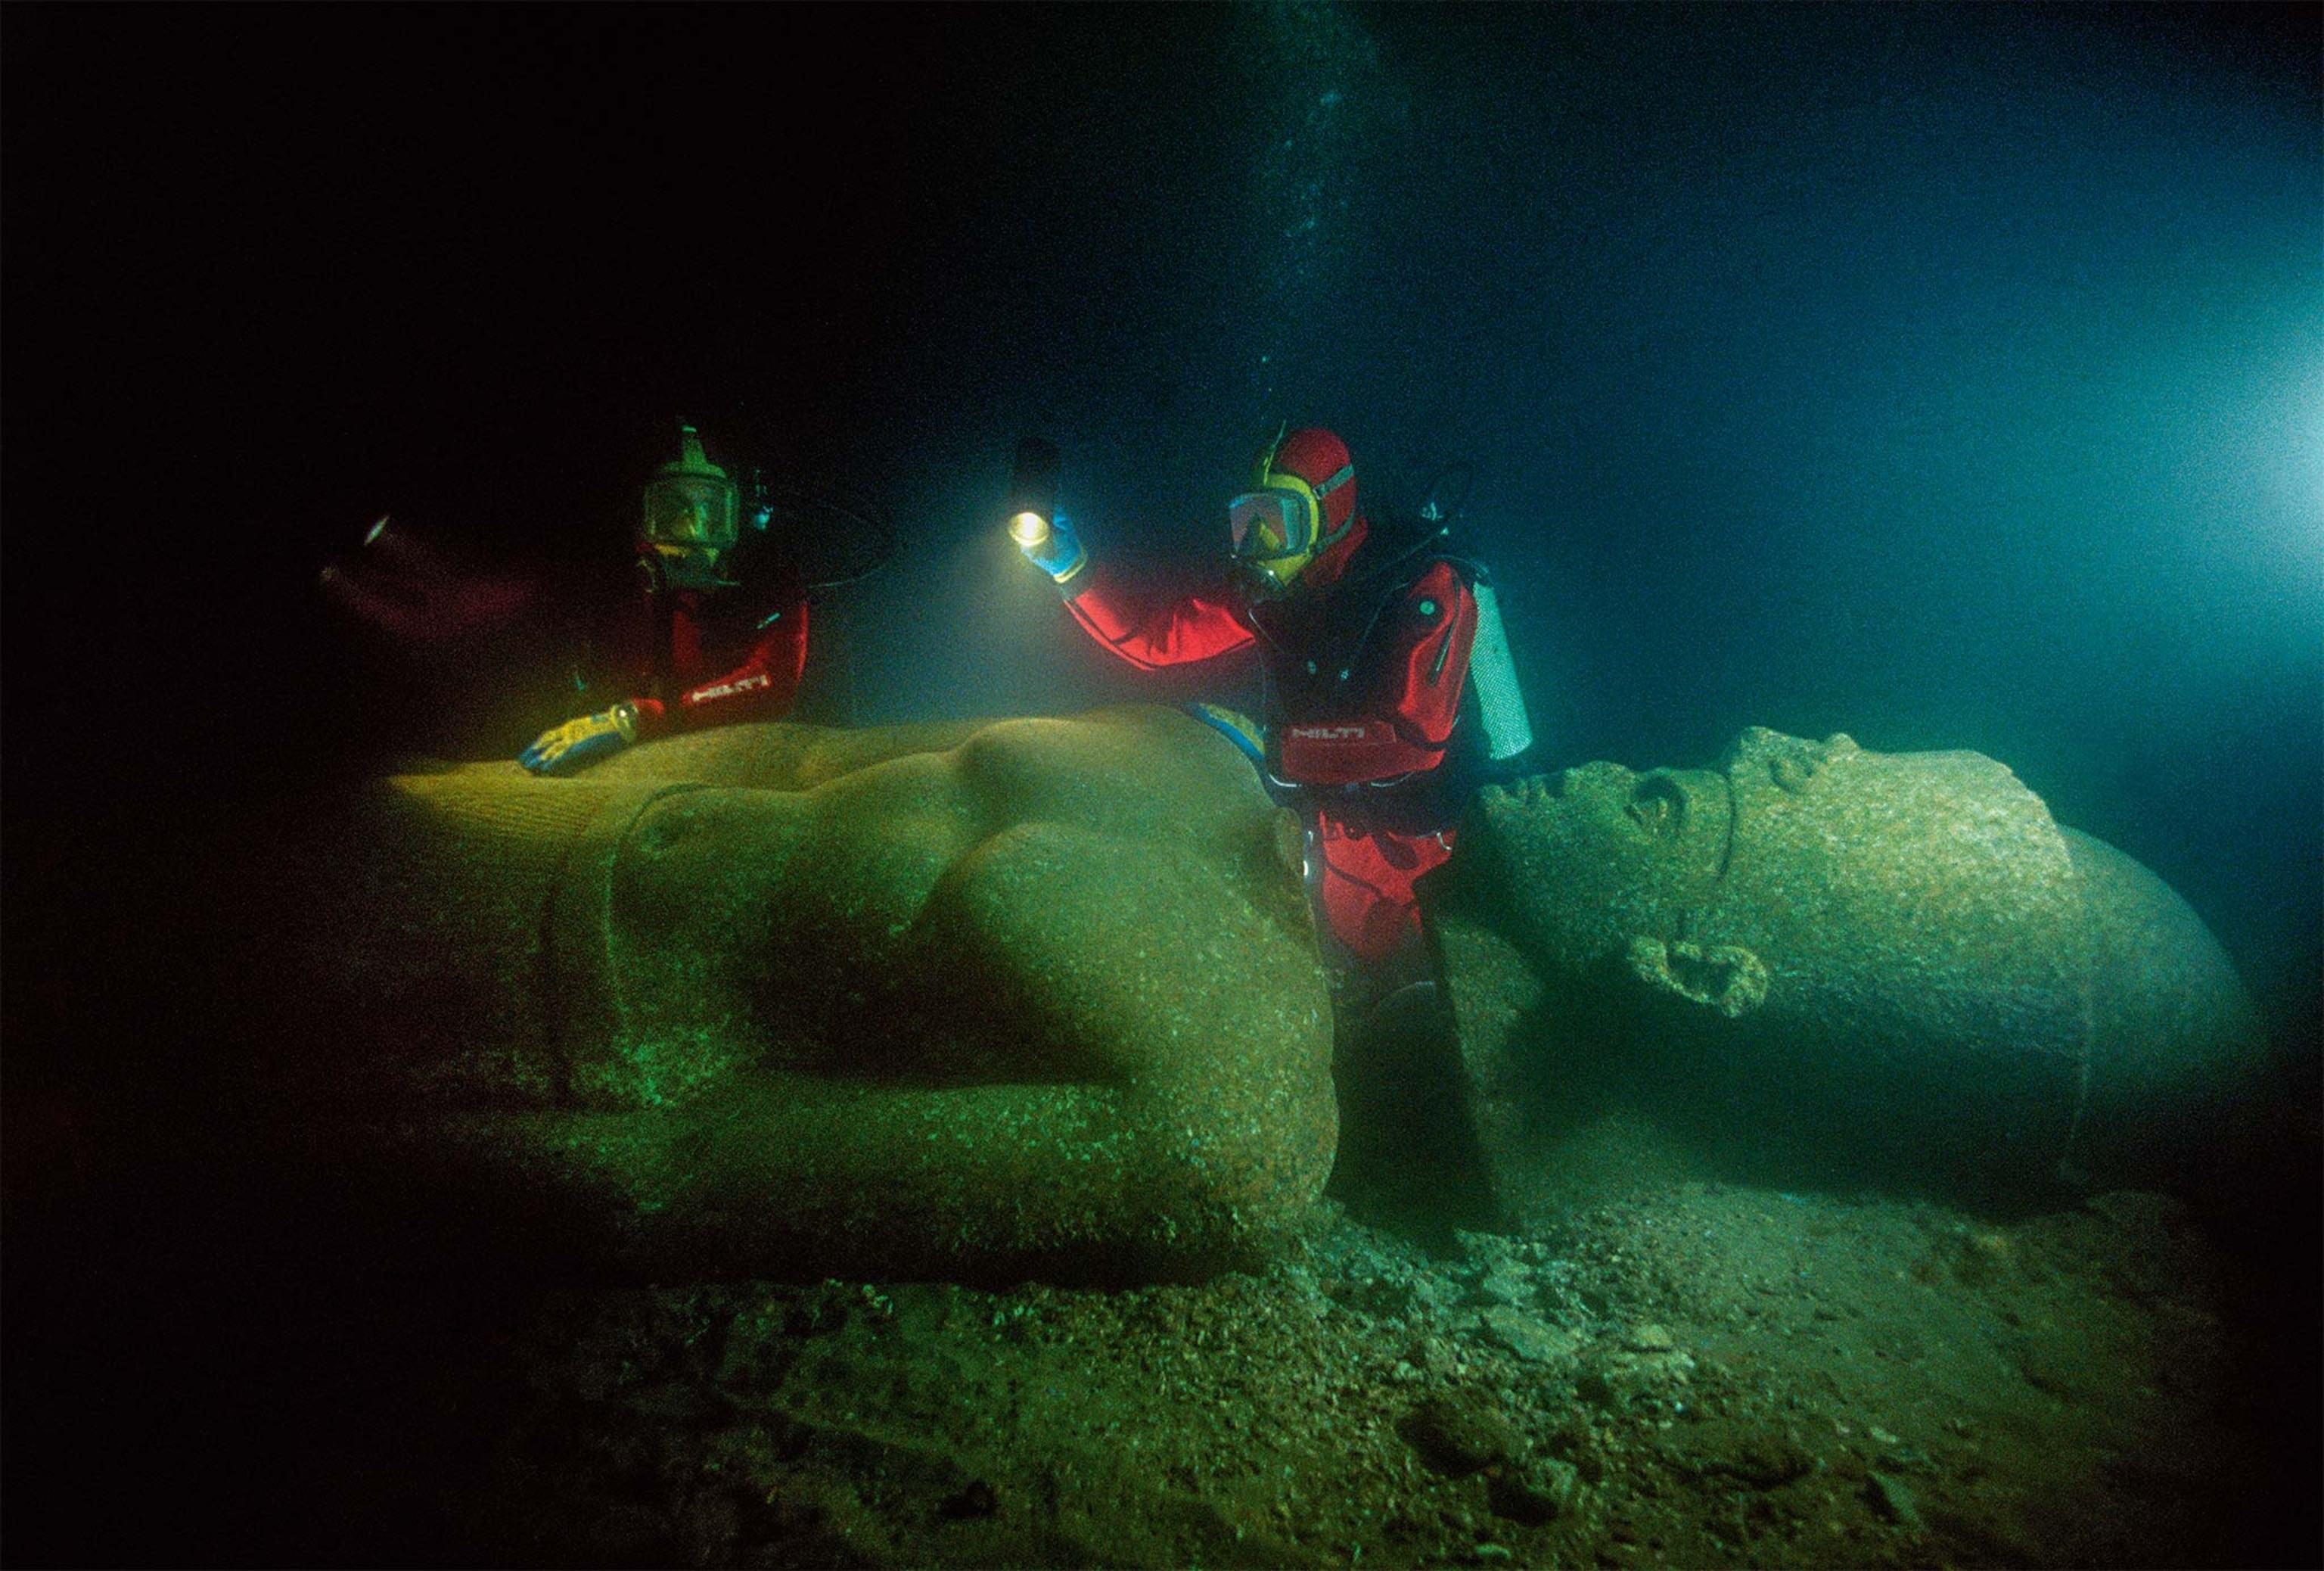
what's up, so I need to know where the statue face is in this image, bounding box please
[1454,726,2093,1043]
[1459,760,1732,968]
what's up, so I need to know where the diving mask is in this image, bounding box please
[1229,454,1353,593]
[641,426,741,552]
[1229,486,1316,559]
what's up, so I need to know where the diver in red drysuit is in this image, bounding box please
[1018,425,1498,982]
[523,425,809,773]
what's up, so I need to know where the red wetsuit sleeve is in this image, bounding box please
[1278,562,1477,785]
[1061,560,1254,670]
[629,600,809,739]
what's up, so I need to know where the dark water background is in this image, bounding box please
[8,8,2317,1190]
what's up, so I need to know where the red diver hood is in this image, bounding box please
[1268,427,1359,535]
[1266,427,1365,590]
[1300,510,1368,589]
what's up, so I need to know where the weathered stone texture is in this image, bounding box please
[216,706,1335,1283]
[1433,729,2268,1212]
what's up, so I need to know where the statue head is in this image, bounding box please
[1435,726,2268,1196]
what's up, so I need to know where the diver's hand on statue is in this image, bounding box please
[518,704,638,775]
[1017,509,1086,584]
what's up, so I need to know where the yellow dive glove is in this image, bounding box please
[519,703,638,775]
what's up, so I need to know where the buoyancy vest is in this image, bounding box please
[1247,512,1453,722]
[1247,512,1533,820]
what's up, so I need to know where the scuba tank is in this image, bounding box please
[1465,570,1534,764]
[1418,461,1533,764]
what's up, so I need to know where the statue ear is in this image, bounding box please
[1625,935,1768,1019]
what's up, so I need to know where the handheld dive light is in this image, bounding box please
[1007,437,1061,549]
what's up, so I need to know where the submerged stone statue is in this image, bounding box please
[211,706,1337,1283]
[1429,728,2272,1217]
[191,710,2268,1279]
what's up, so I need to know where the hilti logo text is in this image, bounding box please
[1290,724,1370,742]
